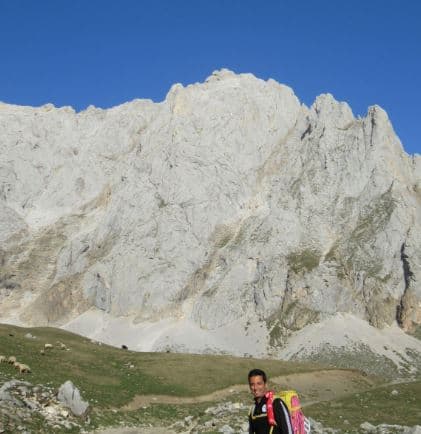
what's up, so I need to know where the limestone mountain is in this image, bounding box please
[1,70,420,366]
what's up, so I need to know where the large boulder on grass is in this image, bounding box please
[57,380,89,417]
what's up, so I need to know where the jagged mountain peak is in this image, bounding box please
[0,71,420,370]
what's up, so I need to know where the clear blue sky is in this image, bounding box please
[1,0,420,154]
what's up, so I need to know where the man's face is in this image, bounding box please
[248,375,267,400]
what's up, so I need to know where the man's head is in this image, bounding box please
[248,368,267,400]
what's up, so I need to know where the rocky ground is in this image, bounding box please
[0,379,86,433]
[90,402,421,434]
[1,375,420,434]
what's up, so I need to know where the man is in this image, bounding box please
[248,368,293,434]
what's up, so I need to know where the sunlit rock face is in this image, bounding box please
[0,69,420,354]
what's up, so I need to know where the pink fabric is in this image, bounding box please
[265,390,276,426]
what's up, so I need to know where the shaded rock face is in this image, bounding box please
[0,69,420,346]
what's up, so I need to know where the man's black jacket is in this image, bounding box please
[249,395,293,434]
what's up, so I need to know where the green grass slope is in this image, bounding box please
[0,324,321,406]
[1,323,420,433]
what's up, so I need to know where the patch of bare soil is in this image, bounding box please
[122,369,378,411]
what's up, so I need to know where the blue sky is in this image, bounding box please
[1,0,420,155]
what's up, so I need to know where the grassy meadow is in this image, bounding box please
[0,323,420,433]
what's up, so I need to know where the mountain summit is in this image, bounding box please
[1,70,420,368]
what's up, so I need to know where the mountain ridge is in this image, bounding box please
[1,69,420,368]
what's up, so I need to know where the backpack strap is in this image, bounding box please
[265,390,276,426]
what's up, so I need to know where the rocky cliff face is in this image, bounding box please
[1,69,420,357]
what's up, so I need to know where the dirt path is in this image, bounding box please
[90,429,177,434]
[122,369,377,411]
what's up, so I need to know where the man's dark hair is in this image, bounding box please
[248,368,267,383]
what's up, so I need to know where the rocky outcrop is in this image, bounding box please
[57,380,89,417]
[0,69,420,355]
[0,379,86,432]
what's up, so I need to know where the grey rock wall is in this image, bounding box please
[0,69,420,352]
